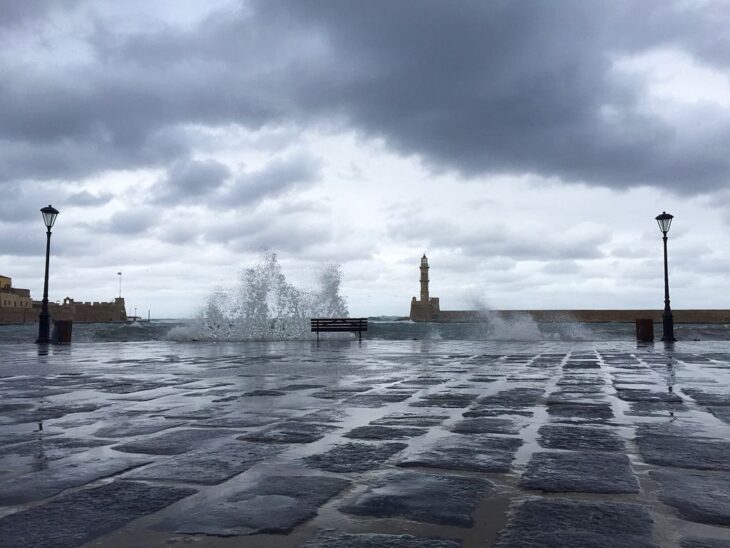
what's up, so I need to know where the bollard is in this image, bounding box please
[52,320,73,344]
[635,318,654,343]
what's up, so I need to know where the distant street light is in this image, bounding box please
[655,211,676,342]
[36,205,59,344]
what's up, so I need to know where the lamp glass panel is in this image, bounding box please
[655,213,673,233]
[40,206,59,229]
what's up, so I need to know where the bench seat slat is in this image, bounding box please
[310,318,368,337]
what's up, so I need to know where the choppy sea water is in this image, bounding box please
[2,322,730,546]
[1,318,729,344]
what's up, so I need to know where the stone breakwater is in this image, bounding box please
[410,309,730,323]
[1,340,730,547]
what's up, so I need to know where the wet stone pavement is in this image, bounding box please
[1,340,730,547]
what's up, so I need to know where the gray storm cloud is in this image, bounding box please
[0,1,728,192]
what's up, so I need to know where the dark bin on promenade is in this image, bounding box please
[635,318,654,342]
[52,320,73,344]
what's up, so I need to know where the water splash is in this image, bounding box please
[465,297,594,341]
[169,253,348,341]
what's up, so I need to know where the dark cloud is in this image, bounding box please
[102,208,158,235]
[0,223,42,256]
[150,153,320,207]
[2,1,728,193]
[217,153,321,207]
[154,157,231,204]
[0,184,113,223]
[201,208,330,255]
[258,0,730,192]
[0,0,78,28]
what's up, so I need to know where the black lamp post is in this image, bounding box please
[36,205,59,344]
[655,211,675,342]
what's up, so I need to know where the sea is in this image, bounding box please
[1,317,729,345]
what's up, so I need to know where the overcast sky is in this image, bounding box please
[2,0,729,318]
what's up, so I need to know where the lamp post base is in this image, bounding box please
[36,312,51,344]
[661,312,676,342]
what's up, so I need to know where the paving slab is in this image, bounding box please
[547,402,614,422]
[125,441,281,484]
[304,442,407,472]
[627,401,688,416]
[550,385,605,394]
[155,475,349,535]
[345,392,414,407]
[92,419,185,438]
[617,389,683,403]
[467,376,500,383]
[371,412,448,427]
[343,425,427,440]
[709,407,730,424]
[520,452,639,493]
[410,392,479,408]
[463,408,534,418]
[302,532,462,547]
[451,418,521,435]
[280,383,327,391]
[292,408,348,423]
[193,414,279,428]
[112,428,233,455]
[340,470,492,527]
[683,389,730,406]
[239,421,338,444]
[0,452,153,505]
[311,387,373,399]
[474,388,544,409]
[0,436,115,461]
[3,403,109,424]
[680,538,730,548]
[398,434,521,473]
[537,424,625,451]
[563,360,601,369]
[242,389,286,396]
[557,376,604,386]
[494,498,657,548]
[0,481,196,548]
[398,377,447,386]
[161,407,223,420]
[0,431,62,446]
[637,434,730,471]
[652,470,730,525]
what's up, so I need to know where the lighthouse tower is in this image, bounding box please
[409,254,440,321]
[420,254,429,303]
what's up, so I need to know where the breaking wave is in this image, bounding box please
[168,253,348,341]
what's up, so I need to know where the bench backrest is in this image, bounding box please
[311,318,368,332]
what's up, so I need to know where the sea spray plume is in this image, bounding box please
[466,295,543,341]
[312,264,348,318]
[169,253,348,341]
[233,253,308,339]
[463,296,594,341]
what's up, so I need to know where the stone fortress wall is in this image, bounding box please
[408,257,730,324]
[0,274,127,324]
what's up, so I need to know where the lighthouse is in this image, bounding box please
[410,254,440,321]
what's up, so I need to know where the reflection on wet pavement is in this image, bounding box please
[1,340,730,547]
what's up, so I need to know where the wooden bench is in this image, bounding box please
[310,318,368,342]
